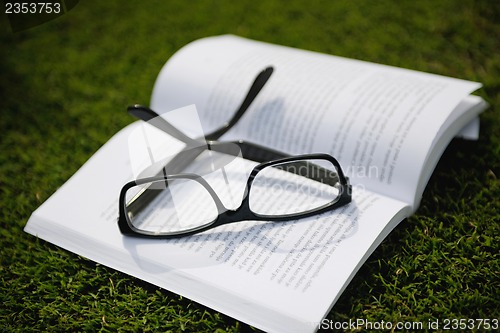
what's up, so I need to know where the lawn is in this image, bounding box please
[1,1,499,332]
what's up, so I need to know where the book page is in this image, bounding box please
[151,35,484,208]
[25,122,411,333]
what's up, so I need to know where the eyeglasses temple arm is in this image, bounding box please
[204,66,274,141]
[127,104,198,145]
[128,66,273,144]
[127,66,281,177]
[127,105,210,177]
[231,140,288,162]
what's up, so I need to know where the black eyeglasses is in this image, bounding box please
[118,67,351,238]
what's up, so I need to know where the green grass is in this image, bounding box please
[1,0,499,332]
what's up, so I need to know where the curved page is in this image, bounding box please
[151,35,483,208]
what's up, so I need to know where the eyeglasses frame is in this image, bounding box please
[118,150,351,238]
[118,65,351,238]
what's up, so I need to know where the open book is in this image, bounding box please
[25,35,488,333]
